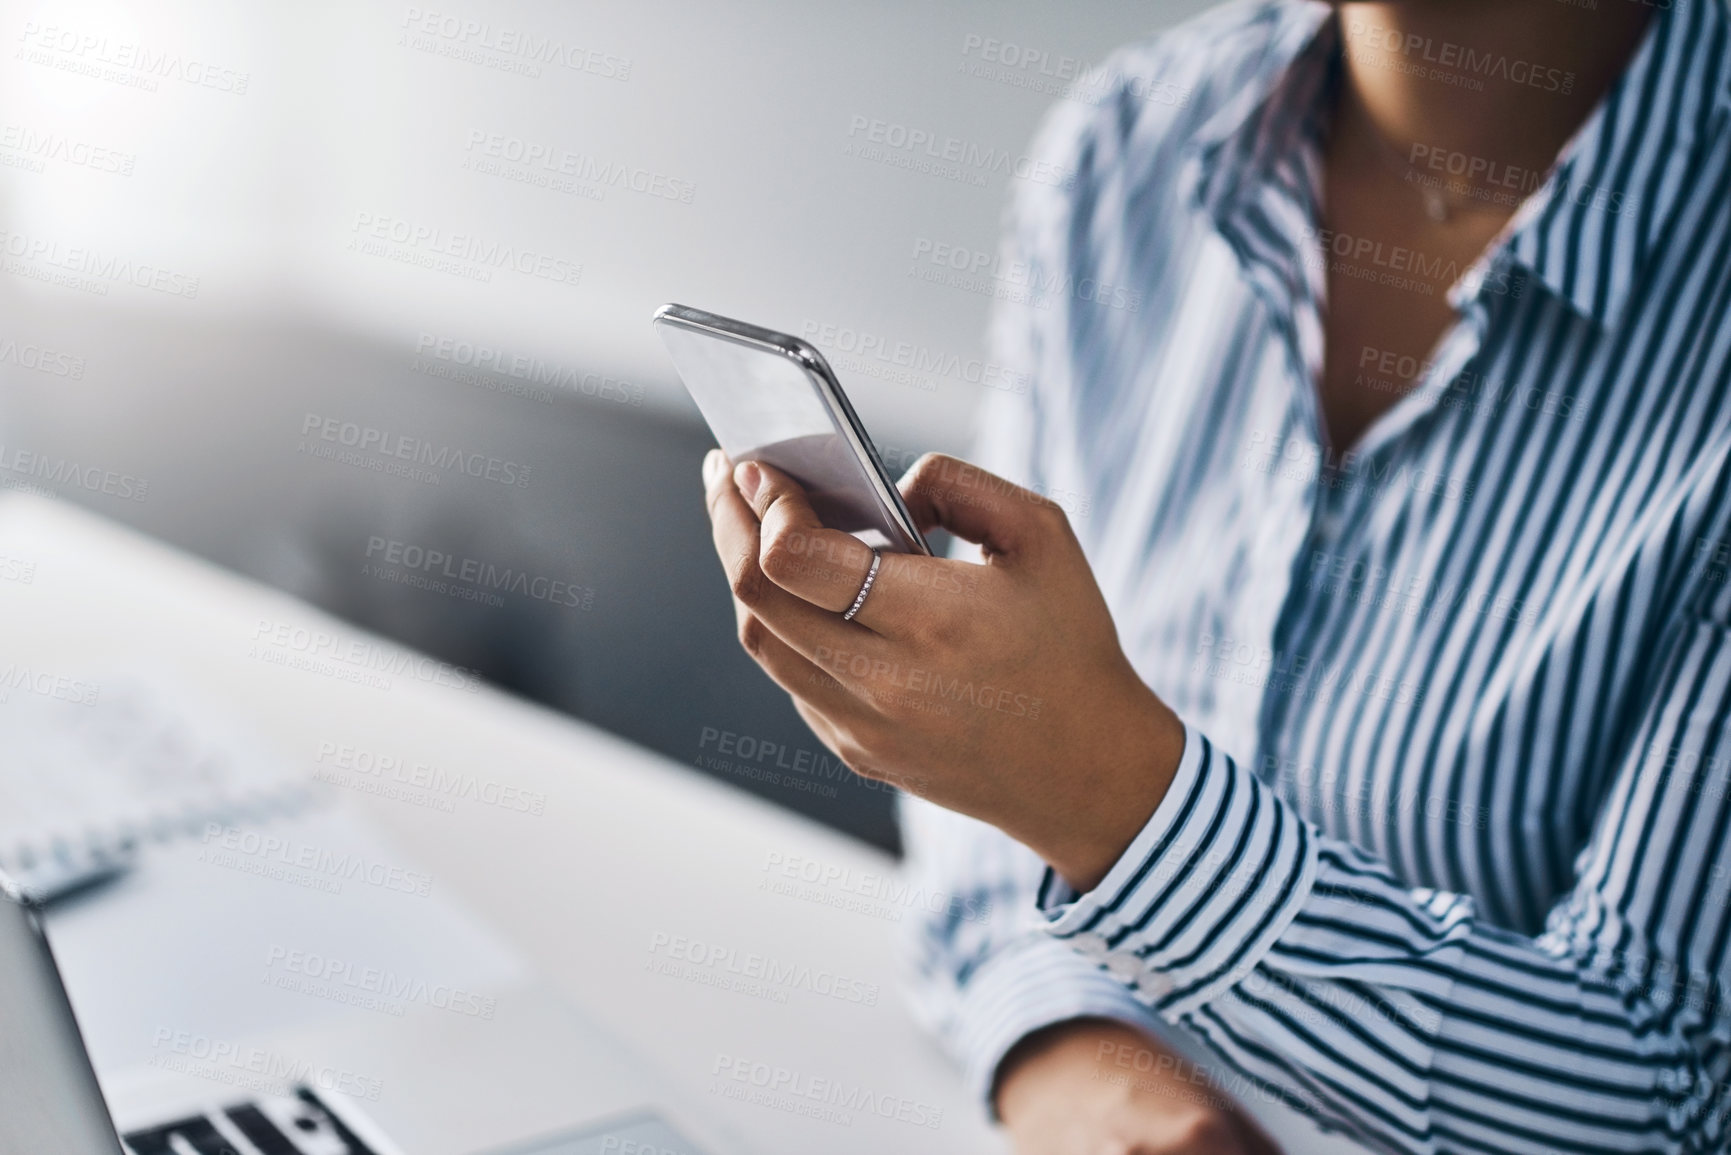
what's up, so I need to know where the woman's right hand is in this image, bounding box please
[995,1018,1281,1155]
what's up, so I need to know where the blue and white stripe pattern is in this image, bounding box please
[899,0,1731,1150]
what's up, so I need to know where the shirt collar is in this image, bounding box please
[1183,2,1335,227]
[1180,3,1338,388]
[1502,0,1731,331]
[1181,0,1731,334]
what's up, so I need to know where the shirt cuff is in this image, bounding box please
[947,933,1161,1116]
[1037,722,1318,1018]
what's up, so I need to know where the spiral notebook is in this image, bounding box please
[0,671,314,902]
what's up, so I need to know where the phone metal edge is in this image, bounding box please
[652,304,931,555]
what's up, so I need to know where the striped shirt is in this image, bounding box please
[898,1,1731,1151]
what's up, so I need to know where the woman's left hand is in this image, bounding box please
[702,449,1185,891]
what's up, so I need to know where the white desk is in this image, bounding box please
[0,492,1006,1155]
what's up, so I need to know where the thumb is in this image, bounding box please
[898,453,1067,560]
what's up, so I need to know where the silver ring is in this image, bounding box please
[842,549,882,622]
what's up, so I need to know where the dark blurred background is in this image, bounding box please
[0,0,1214,849]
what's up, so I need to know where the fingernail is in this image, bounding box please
[703,450,723,485]
[735,461,763,502]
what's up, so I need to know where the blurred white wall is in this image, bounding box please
[0,0,1216,449]
[0,0,1220,844]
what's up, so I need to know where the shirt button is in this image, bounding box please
[1105,953,1143,981]
[1069,933,1109,959]
[1138,969,1176,999]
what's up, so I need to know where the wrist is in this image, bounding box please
[1040,685,1185,892]
[994,1017,1153,1124]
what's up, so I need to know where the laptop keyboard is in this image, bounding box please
[121,1088,381,1155]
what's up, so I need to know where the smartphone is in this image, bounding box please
[652,303,931,555]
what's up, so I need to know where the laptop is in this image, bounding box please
[1,864,379,1155]
[2,863,724,1155]
[0,677,727,1155]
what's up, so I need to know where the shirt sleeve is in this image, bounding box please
[897,795,1165,1107]
[1038,611,1731,1154]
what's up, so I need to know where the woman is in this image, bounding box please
[702,0,1731,1150]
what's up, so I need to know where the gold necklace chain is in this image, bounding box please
[1356,120,1517,224]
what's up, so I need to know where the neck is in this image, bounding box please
[1335,1,1654,186]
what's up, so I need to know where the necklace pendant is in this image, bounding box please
[1422,187,1449,223]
